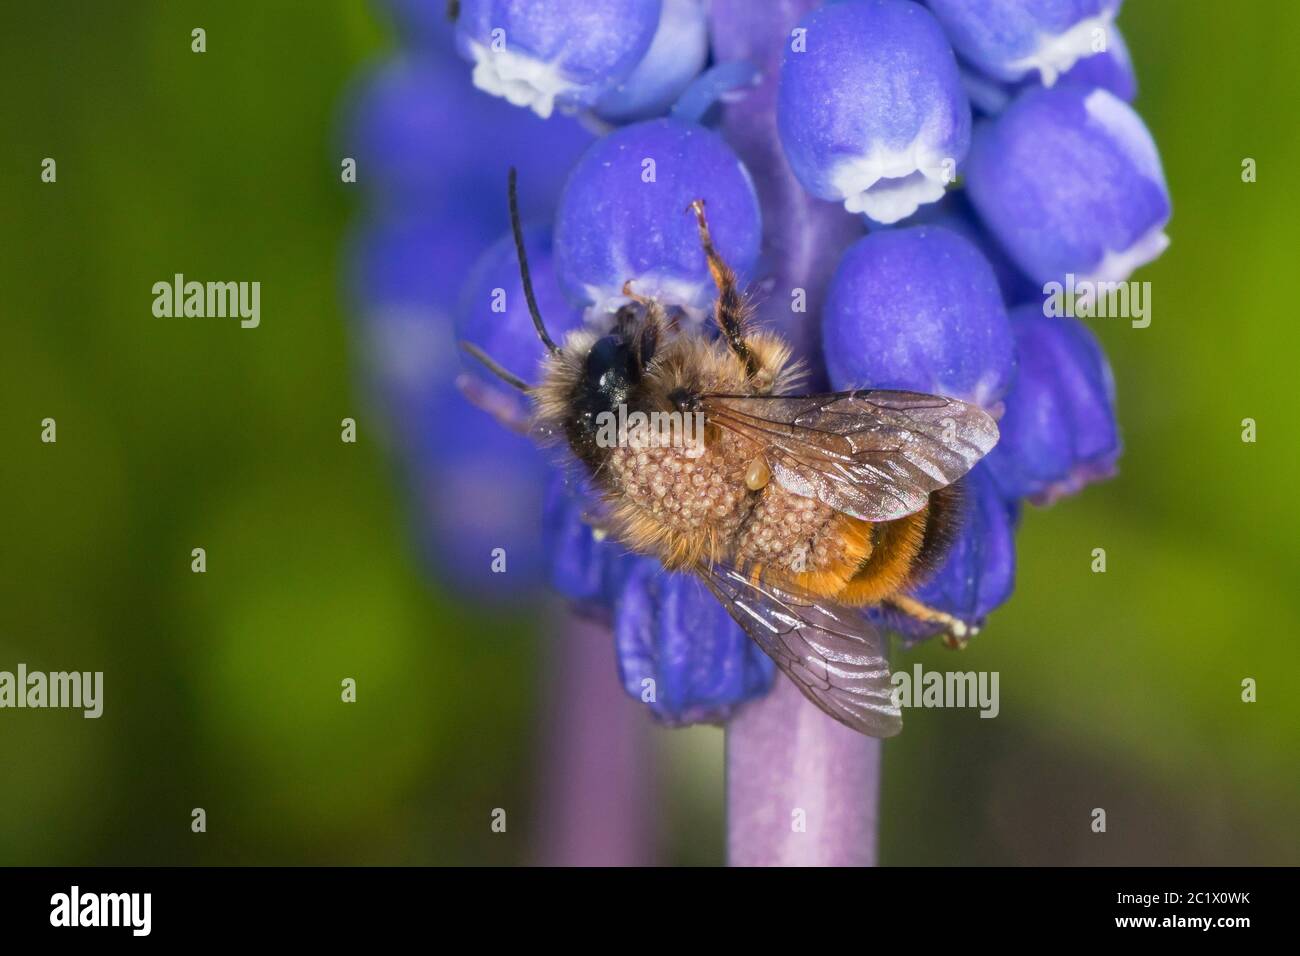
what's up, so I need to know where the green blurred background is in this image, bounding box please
[1,1,1296,865]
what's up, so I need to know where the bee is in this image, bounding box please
[462,169,999,737]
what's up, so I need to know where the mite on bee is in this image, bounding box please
[461,169,999,738]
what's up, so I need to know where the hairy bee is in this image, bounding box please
[463,170,999,738]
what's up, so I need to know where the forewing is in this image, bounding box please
[702,390,998,521]
[697,562,902,738]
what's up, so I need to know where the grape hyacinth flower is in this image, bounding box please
[344,0,1171,866]
[986,305,1121,505]
[777,0,971,224]
[455,0,663,118]
[615,558,776,726]
[822,225,1017,408]
[926,0,1124,87]
[594,0,710,123]
[961,22,1136,115]
[553,117,762,320]
[966,84,1171,284]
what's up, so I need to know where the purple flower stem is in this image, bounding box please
[726,674,882,866]
[533,609,657,866]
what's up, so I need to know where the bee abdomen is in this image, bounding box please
[730,483,871,596]
[835,481,965,606]
[907,480,965,586]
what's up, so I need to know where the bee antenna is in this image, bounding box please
[460,341,532,393]
[508,167,560,355]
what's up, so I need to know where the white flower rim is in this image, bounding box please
[467,39,577,119]
[830,139,954,225]
[1083,224,1171,284]
[1004,13,1116,87]
[582,276,712,328]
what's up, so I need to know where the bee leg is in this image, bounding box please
[688,199,757,377]
[884,594,979,649]
[620,279,653,305]
[456,373,533,436]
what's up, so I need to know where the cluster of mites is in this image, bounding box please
[606,428,854,573]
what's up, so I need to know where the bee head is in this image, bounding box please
[584,334,640,397]
[576,323,657,416]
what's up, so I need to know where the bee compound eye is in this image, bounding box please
[586,335,641,391]
[667,388,697,413]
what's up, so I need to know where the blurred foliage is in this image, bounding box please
[0,1,1296,866]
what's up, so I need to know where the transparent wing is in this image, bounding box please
[697,561,902,738]
[702,390,998,521]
